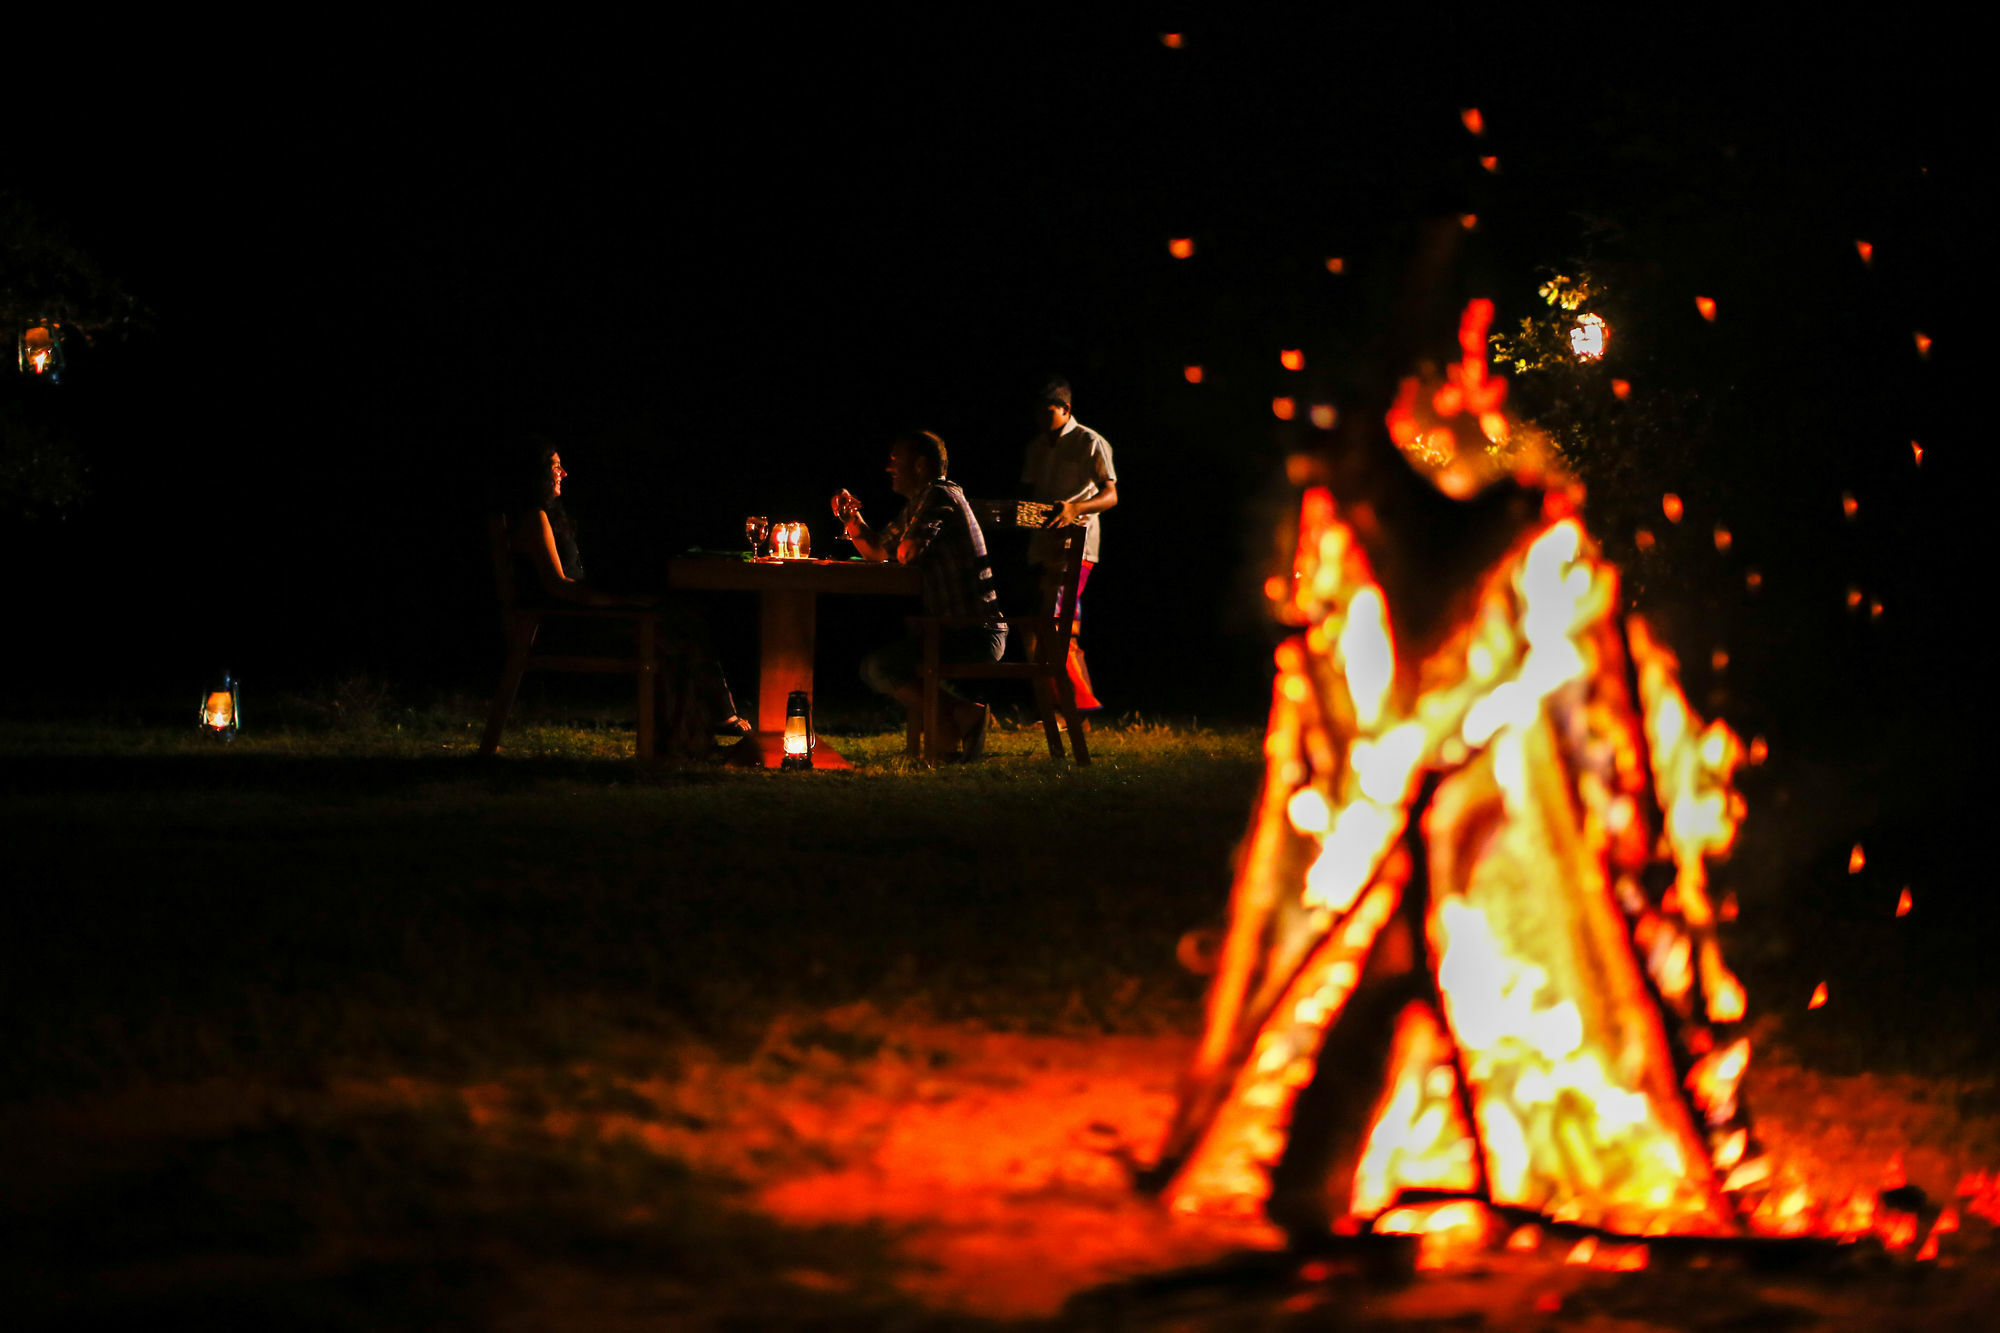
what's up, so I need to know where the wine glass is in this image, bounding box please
[745,515,769,556]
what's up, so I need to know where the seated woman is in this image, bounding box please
[510,443,752,739]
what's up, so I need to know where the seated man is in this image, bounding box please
[832,430,1004,758]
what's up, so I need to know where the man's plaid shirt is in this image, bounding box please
[885,480,1001,621]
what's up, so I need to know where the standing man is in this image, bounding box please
[1021,377,1118,717]
[832,431,1004,759]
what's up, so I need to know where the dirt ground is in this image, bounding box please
[13,1003,2000,1330]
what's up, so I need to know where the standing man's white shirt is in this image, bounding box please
[1022,416,1118,566]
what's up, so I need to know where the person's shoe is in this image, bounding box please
[959,703,990,762]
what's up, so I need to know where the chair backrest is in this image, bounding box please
[487,514,521,634]
[967,498,1086,665]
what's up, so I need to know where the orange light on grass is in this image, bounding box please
[1168,237,1194,259]
[1460,107,1485,136]
[1480,155,1499,173]
[1896,887,1913,917]
[1280,348,1304,371]
[1713,524,1732,552]
[1310,403,1338,430]
[1325,256,1345,274]
[1183,364,1203,384]
[1855,240,1874,266]
[1611,378,1632,399]
[1809,982,1829,1009]
[1271,396,1296,421]
[1695,296,1717,322]
[1849,843,1866,873]
[1914,331,1932,358]
[1661,493,1684,523]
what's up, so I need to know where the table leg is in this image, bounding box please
[757,588,816,731]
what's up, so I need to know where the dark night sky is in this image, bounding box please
[4,19,1979,742]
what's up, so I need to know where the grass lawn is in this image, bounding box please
[5,715,1999,1329]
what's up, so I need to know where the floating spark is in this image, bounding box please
[1896,887,1913,917]
[1325,257,1345,274]
[1849,843,1866,874]
[1169,237,1195,259]
[1272,397,1296,421]
[1913,331,1932,358]
[1183,365,1203,384]
[1281,348,1305,371]
[1310,404,1338,430]
[1696,296,1717,322]
[1461,107,1485,136]
[1809,982,1828,1010]
[1855,240,1874,266]
[1662,493,1684,523]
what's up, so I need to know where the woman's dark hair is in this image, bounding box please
[894,430,949,478]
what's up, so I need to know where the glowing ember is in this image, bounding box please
[1695,296,1717,322]
[1855,239,1874,265]
[1184,365,1204,384]
[1745,570,1762,592]
[1160,32,1184,48]
[1661,493,1684,523]
[1326,257,1346,274]
[1849,843,1865,874]
[1168,237,1195,259]
[1611,378,1632,400]
[1911,440,1923,466]
[1459,213,1479,231]
[1841,492,1859,519]
[1747,737,1767,765]
[1480,155,1499,173]
[1460,107,1485,136]
[1635,528,1656,551]
[1310,404,1338,430]
[1710,648,1729,672]
[1713,524,1732,552]
[1272,397,1297,421]
[1280,348,1305,371]
[1719,892,1739,922]
[1869,600,1883,620]
[1846,587,1864,610]
[1896,887,1913,917]
[1809,983,1828,1009]
[1913,331,1932,358]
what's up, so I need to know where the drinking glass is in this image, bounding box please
[745,515,769,556]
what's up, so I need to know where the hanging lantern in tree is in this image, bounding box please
[200,671,240,741]
[18,317,65,381]
[781,689,815,770]
[1568,313,1608,360]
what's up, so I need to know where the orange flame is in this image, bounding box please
[1460,107,1485,136]
[1855,240,1874,265]
[1849,843,1865,873]
[1183,364,1203,384]
[1280,348,1305,371]
[1695,296,1717,322]
[1896,887,1912,917]
[1661,493,1684,523]
[1272,396,1297,421]
[1809,982,1828,1009]
[1168,237,1195,259]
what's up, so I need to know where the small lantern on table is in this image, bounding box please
[781,689,815,770]
[200,671,240,741]
[18,318,65,381]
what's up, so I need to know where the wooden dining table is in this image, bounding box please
[666,554,922,767]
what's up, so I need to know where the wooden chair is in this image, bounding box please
[909,498,1090,766]
[480,514,661,759]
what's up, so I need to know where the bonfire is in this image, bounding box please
[1150,300,1781,1256]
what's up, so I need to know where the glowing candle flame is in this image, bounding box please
[1271,396,1296,421]
[1310,403,1338,430]
[1855,240,1874,265]
[1911,440,1924,466]
[1460,107,1485,135]
[1280,348,1304,371]
[1661,493,1684,523]
[1695,296,1717,322]
[1896,887,1913,917]
[1848,843,1865,873]
[1809,982,1828,1009]
[1168,237,1195,259]
[1183,364,1203,384]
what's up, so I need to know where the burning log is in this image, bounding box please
[1149,301,1768,1246]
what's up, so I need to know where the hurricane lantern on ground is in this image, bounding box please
[17,317,64,380]
[781,689,815,770]
[1149,300,1789,1256]
[200,671,240,741]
